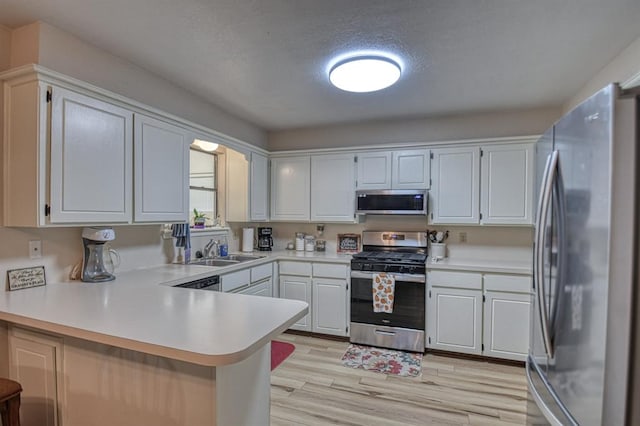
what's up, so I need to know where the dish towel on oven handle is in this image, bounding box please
[372,272,395,313]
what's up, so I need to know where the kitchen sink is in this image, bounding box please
[190,258,239,267]
[219,254,266,262]
[189,254,265,267]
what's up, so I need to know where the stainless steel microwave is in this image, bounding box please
[356,190,428,215]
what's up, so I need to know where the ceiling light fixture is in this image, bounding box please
[192,139,219,152]
[329,56,401,93]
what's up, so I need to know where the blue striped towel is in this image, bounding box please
[171,223,191,250]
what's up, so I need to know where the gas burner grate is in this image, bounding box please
[352,251,427,264]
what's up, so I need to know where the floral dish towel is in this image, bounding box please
[372,272,395,313]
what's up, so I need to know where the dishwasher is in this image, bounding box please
[173,275,220,291]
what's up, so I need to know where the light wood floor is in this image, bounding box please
[271,333,528,426]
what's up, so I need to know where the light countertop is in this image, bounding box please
[426,257,532,275]
[0,264,308,367]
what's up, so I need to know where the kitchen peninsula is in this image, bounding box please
[0,265,308,426]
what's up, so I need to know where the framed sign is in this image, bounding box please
[337,233,361,253]
[7,266,47,291]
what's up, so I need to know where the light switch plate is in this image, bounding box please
[29,240,42,259]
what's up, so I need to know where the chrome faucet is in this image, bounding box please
[203,239,219,258]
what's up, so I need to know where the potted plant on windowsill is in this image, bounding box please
[193,209,208,229]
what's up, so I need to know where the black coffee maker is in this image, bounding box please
[257,227,273,251]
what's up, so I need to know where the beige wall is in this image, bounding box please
[227,220,533,263]
[0,25,11,71]
[565,34,640,112]
[11,22,267,149]
[267,107,560,151]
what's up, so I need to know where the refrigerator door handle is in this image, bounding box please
[534,150,559,359]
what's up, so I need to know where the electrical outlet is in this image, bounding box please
[29,240,42,259]
[459,232,467,243]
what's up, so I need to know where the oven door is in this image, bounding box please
[350,271,425,330]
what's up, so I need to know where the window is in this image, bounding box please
[189,148,217,225]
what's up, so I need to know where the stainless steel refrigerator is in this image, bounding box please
[527,84,640,425]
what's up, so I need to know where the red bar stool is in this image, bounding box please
[0,378,22,426]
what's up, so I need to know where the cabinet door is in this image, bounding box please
[8,327,63,426]
[392,149,430,189]
[427,286,482,355]
[239,278,273,297]
[480,144,534,225]
[226,149,250,222]
[134,114,189,222]
[312,278,348,336]
[221,269,252,292]
[250,152,269,221]
[483,291,530,361]
[50,86,133,223]
[356,151,392,190]
[431,147,480,224]
[280,275,312,331]
[311,154,356,222]
[270,156,311,221]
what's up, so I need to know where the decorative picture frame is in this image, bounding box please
[7,266,47,291]
[337,233,361,253]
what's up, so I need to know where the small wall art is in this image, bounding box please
[7,266,47,291]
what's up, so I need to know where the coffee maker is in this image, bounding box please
[81,227,117,283]
[257,227,273,251]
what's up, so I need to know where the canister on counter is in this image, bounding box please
[305,235,315,252]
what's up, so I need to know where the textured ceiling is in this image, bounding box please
[2,0,640,130]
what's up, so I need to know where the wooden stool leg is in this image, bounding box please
[1,395,21,426]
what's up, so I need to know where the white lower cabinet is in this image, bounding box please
[279,261,349,336]
[427,271,483,355]
[426,270,531,361]
[8,326,64,426]
[280,275,313,331]
[312,278,348,336]
[239,277,273,297]
[482,274,531,361]
[224,262,274,297]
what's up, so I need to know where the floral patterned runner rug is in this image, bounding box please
[341,344,422,377]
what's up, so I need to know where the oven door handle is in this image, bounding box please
[350,271,426,283]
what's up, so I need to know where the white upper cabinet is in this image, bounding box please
[270,156,311,221]
[50,86,133,223]
[480,144,534,225]
[226,150,270,222]
[311,153,356,222]
[250,152,269,221]
[356,149,430,190]
[391,149,431,189]
[2,80,135,226]
[225,149,250,222]
[134,114,189,222]
[356,151,393,190]
[431,147,481,224]
[431,142,534,225]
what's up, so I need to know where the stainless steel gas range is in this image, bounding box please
[350,231,427,353]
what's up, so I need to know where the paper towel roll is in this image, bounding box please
[242,228,254,253]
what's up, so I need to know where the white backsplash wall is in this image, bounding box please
[228,217,533,262]
[0,225,179,287]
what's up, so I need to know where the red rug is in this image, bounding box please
[271,340,295,371]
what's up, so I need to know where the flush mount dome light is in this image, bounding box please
[329,56,401,93]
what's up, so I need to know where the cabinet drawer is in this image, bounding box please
[428,270,482,290]
[484,274,532,294]
[279,261,312,277]
[312,263,348,279]
[251,262,273,283]
[221,269,251,292]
